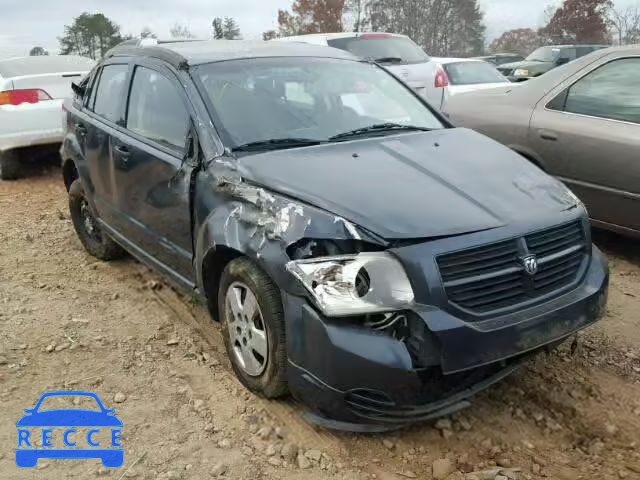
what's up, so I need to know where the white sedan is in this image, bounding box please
[427,57,512,111]
[0,55,95,180]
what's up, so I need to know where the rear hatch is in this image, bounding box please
[326,34,437,99]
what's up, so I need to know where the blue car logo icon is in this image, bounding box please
[16,391,123,468]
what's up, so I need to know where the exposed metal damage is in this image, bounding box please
[211,169,384,262]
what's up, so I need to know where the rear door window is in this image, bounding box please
[91,64,129,123]
[126,66,189,151]
[564,58,640,124]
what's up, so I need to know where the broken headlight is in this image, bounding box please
[286,253,415,316]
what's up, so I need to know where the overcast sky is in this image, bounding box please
[0,0,636,58]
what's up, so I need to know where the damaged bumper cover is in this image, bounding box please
[283,246,608,429]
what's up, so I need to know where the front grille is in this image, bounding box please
[498,68,513,76]
[437,220,587,316]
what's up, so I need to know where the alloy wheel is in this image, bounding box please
[225,281,269,376]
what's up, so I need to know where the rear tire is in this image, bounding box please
[218,257,288,398]
[0,150,21,180]
[68,179,125,261]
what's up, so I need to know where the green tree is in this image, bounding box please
[212,17,242,39]
[363,0,486,56]
[170,22,195,39]
[58,12,125,59]
[262,30,279,40]
[29,46,49,56]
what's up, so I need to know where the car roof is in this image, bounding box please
[475,53,521,58]
[106,39,358,69]
[431,57,487,64]
[0,55,95,79]
[537,44,609,48]
[277,32,408,42]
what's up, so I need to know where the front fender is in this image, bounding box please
[193,167,386,293]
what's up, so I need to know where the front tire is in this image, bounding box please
[0,150,21,180]
[218,257,288,398]
[68,179,125,261]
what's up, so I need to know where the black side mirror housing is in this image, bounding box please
[71,82,85,97]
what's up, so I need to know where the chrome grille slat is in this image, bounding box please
[437,220,587,316]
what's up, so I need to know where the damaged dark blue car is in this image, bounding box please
[61,39,609,431]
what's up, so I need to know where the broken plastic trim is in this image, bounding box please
[286,238,384,261]
[286,253,415,317]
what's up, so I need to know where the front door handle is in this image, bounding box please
[539,130,558,141]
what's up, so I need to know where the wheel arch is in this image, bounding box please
[62,158,79,192]
[200,245,244,322]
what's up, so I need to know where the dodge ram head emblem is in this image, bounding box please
[522,254,539,275]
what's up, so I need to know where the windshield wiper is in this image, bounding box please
[329,123,432,141]
[232,138,325,152]
[375,56,404,64]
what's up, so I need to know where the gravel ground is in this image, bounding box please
[1,167,639,480]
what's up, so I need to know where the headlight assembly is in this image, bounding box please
[514,68,530,77]
[286,252,415,317]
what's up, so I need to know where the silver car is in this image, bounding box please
[275,33,439,102]
[444,46,640,237]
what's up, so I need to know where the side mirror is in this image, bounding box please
[104,408,115,415]
[556,57,570,66]
[71,82,86,97]
[24,409,34,414]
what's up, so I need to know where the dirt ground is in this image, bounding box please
[1,167,640,480]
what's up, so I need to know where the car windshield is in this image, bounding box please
[37,395,101,412]
[526,47,561,62]
[327,35,429,64]
[195,57,444,150]
[443,61,509,85]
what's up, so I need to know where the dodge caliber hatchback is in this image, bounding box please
[61,40,609,430]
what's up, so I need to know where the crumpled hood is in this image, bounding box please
[237,128,579,240]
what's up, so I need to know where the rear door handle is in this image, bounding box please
[539,130,558,141]
[75,123,87,136]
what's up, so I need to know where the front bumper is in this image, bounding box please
[284,247,608,430]
[0,100,64,152]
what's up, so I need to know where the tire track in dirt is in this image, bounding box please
[148,285,348,455]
